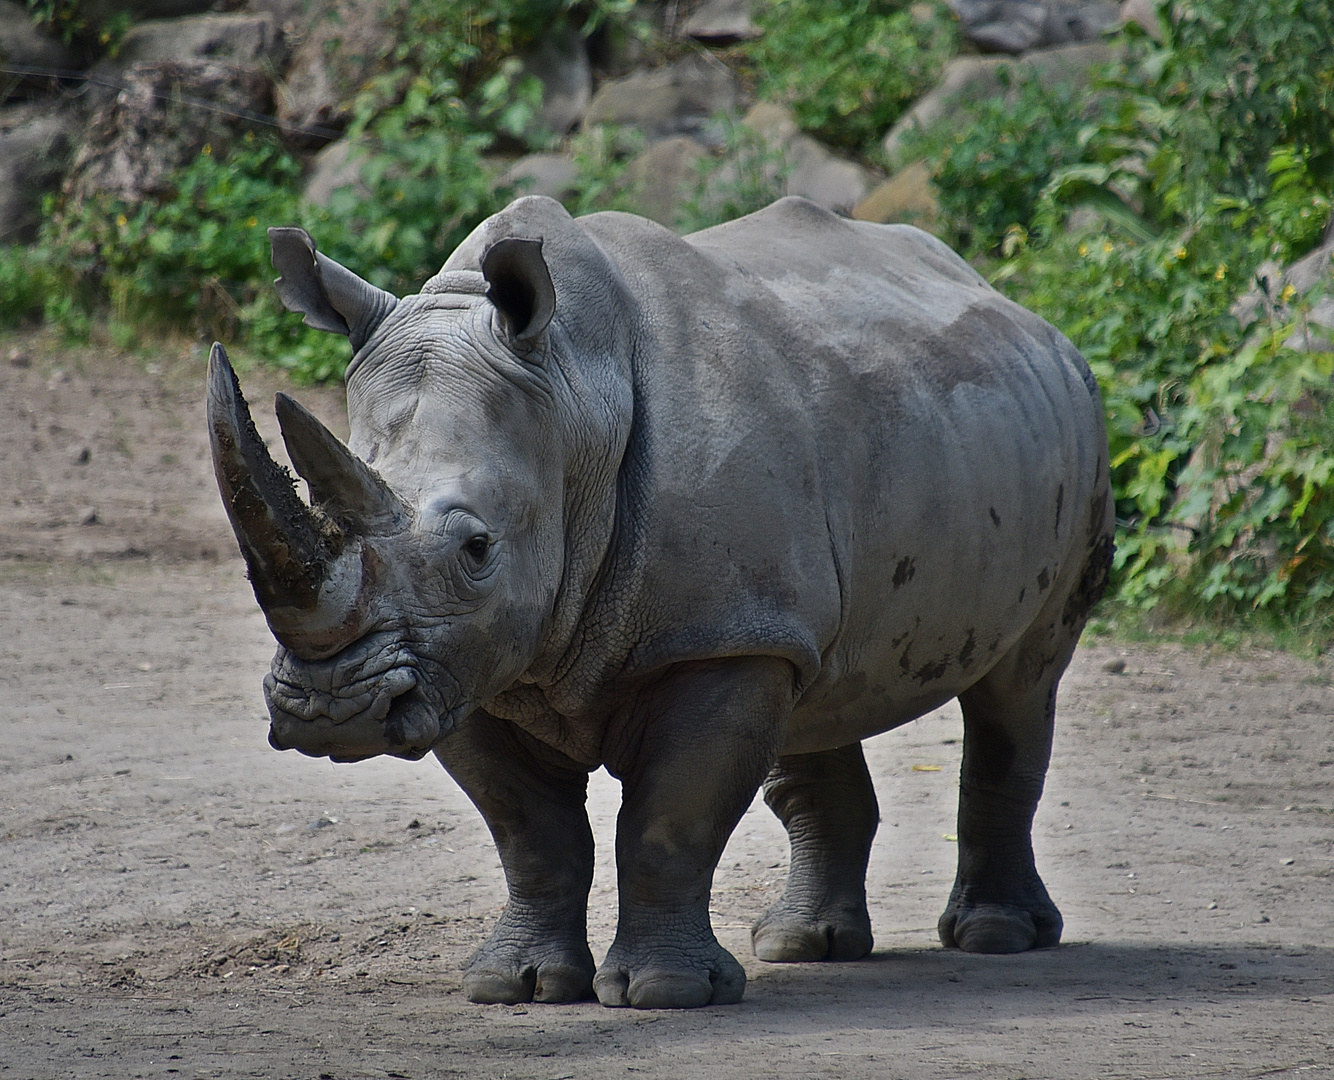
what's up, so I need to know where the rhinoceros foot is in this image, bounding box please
[751,899,873,962]
[937,898,1063,953]
[593,935,746,1008]
[462,922,596,1004]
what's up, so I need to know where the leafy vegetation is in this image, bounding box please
[908,0,1334,621]
[4,0,1334,627]
[745,0,956,153]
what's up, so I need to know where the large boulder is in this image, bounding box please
[520,21,591,140]
[81,0,215,18]
[107,13,287,70]
[882,41,1118,167]
[852,161,940,228]
[1232,220,1334,353]
[947,0,1121,53]
[682,0,760,44]
[0,0,76,84]
[497,152,580,203]
[0,104,75,242]
[583,53,741,145]
[742,102,874,215]
[65,60,273,205]
[619,135,708,226]
[301,137,368,207]
[277,0,395,145]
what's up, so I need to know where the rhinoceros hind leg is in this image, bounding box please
[938,635,1071,954]
[434,712,596,1004]
[751,743,878,962]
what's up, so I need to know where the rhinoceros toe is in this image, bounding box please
[751,902,873,963]
[594,941,746,1008]
[938,901,1062,953]
[462,936,595,1004]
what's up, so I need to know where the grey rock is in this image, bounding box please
[619,135,707,226]
[0,0,75,74]
[521,22,591,139]
[65,60,274,205]
[243,0,309,30]
[277,0,395,144]
[883,41,1118,167]
[947,0,1121,53]
[81,0,215,18]
[108,13,287,70]
[853,161,940,227]
[742,103,874,215]
[683,0,760,43]
[1119,0,1163,40]
[498,152,580,202]
[0,105,75,243]
[1232,219,1334,352]
[583,52,741,144]
[302,137,369,207]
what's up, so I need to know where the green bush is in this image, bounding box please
[905,73,1099,256]
[923,0,1334,620]
[746,0,956,153]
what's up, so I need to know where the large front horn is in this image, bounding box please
[207,344,377,660]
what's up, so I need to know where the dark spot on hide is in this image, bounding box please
[899,644,912,675]
[988,635,1001,655]
[1077,353,1100,398]
[1017,586,1026,604]
[913,656,949,684]
[1054,484,1064,539]
[1037,567,1051,592]
[989,507,1001,528]
[1062,531,1115,628]
[964,716,1017,787]
[893,556,916,587]
[958,629,977,669]
[890,630,910,649]
[1088,489,1109,539]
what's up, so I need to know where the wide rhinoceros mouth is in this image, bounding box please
[263,651,454,762]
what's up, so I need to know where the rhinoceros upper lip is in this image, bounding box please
[266,664,418,726]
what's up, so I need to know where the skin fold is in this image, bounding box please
[209,195,1114,1008]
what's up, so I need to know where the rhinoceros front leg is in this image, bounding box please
[751,743,878,962]
[595,657,792,1008]
[433,711,596,1003]
[937,654,1067,954]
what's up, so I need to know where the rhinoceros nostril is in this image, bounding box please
[382,689,440,748]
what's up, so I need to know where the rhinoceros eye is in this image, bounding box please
[463,534,490,563]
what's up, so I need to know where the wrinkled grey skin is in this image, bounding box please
[208,195,1113,1009]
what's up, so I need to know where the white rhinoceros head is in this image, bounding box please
[207,223,579,762]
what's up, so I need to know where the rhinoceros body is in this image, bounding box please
[208,195,1113,1009]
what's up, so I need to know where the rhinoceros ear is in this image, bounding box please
[269,227,398,352]
[481,236,555,346]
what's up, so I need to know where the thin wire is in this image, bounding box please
[0,63,345,143]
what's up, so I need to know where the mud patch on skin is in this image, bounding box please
[1036,567,1051,592]
[1062,531,1114,628]
[913,656,949,684]
[958,629,977,670]
[892,556,916,587]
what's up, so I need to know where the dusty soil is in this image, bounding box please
[2,330,1332,1080]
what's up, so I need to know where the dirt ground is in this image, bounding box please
[2,330,1332,1080]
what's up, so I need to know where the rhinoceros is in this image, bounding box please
[207,194,1113,1009]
